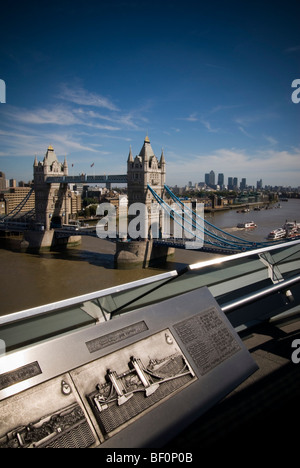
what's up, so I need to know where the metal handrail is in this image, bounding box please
[189,238,300,270]
[221,274,300,313]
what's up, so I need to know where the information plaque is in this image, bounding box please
[0,287,258,448]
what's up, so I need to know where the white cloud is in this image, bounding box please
[2,104,121,130]
[210,104,241,114]
[3,104,80,126]
[178,112,198,122]
[0,127,99,157]
[0,83,150,167]
[238,126,253,138]
[47,133,100,153]
[234,112,279,128]
[200,118,220,133]
[263,135,278,146]
[58,83,119,111]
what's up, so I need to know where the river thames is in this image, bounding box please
[0,198,299,316]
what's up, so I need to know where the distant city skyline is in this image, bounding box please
[2,165,299,192]
[0,1,299,187]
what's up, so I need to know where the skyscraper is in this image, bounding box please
[218,173,224,188]
[209,170,215,187]
[205,171,215,188]
[0,172,6,190]
[240,178,247,190]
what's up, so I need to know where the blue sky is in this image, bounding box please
[0,0,299,187]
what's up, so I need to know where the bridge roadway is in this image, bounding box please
[55,227,237,253]
[0,221,29,231]
[0,221,293,254]
[0,221,224,253]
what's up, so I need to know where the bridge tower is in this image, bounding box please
[127,135,166,206]
[127,136,166,237]
[116,135,172,266]
[33,145,70,230]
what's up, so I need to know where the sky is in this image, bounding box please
[0,0,299,188]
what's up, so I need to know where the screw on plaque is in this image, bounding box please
[61,380,72,395]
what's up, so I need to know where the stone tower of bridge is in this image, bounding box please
[127,136,166,238]
[33,145,70,230]
[116,136,171,264]
[127,135,166,207]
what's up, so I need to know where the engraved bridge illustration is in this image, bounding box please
[87,349,196,436]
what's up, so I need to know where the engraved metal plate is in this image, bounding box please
[72,329,196,439]
[173,307,241,375]
[0,374,99,449]
[0,403,95,449]
[86,321,148,353]
[0,361,42,391]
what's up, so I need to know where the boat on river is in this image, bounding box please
[237,221,257,229]
[284,221,300,238]
[267,228,286,240]
[268,220,300,240]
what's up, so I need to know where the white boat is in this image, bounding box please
[283,221,300,231]
[237,221,257,229]
[267,228,286,240]
[284,221,300,238]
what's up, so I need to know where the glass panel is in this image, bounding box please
[272,244,300,278]
[110,241,300,314]
[99,275,176,315]
[0,275,176,355]
[0,305,96,353]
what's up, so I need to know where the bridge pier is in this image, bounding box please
[115,239,175,268]
[23,230,81,251]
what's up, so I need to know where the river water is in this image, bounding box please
[0,199,299,316]
[210,198,300,243]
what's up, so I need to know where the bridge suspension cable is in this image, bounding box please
[164,185,262,248]
[148,185,248,250]
[148,184,209,245]
[147,184,287,251]
[0,188,34,221]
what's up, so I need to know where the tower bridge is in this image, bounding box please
[0,137,295,257]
